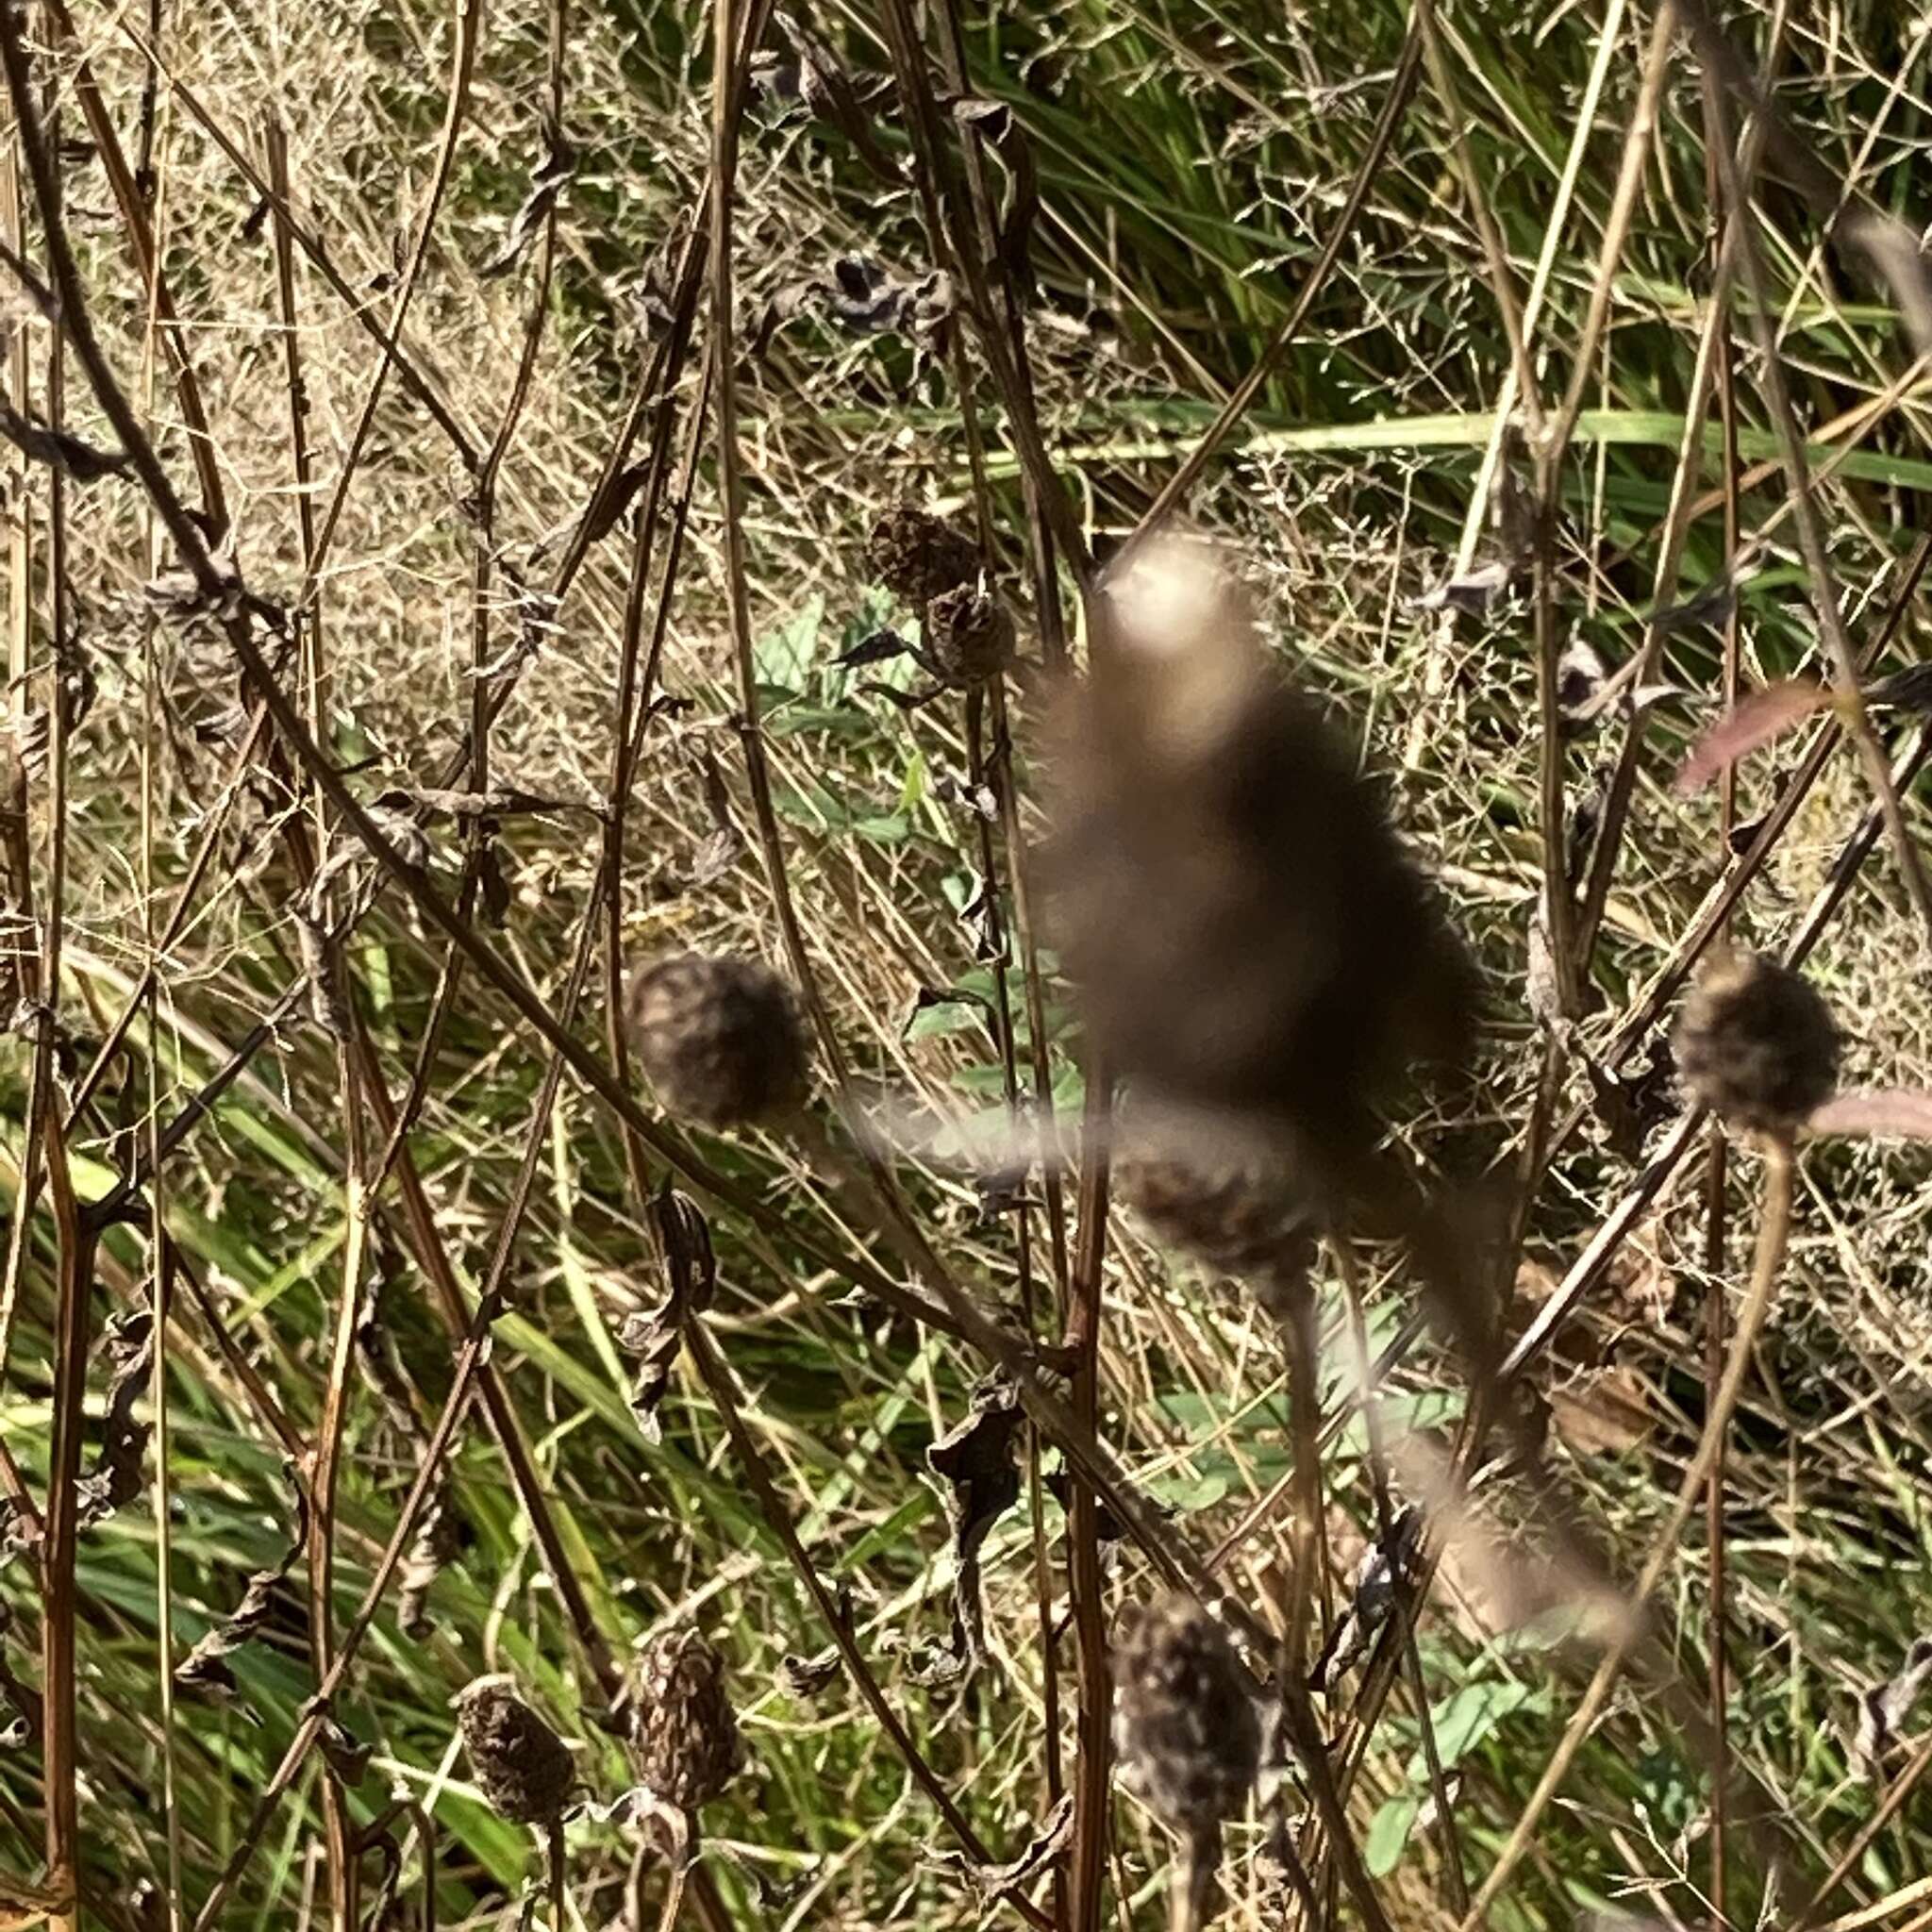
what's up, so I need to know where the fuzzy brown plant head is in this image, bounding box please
[925,582,1015,687]
[625,952,810,1128]
[1674,946,1840,1136]
[627,1627,741,1812]
[454,1677,576,1824]
[865,507,978,607]
[1112,1594,1260,1841]
[1112,1097,1318,1323]
[1039,536,1476,1162]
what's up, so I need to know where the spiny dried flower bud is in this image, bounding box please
[629,1628,741,1811]
[1113,1102,1317,1322]
[865,508,978,606]
[625,952,809,1128]
[1113,1595,1259,1840]
[1674,947,1840,1134]
[925,583,1014,687]
[455,1678,575,1824]
[1041,537,1475,1160]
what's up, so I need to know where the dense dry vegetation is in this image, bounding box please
[6,0,1932,1929]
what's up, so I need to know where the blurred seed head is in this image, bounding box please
[865,508,978,607]
[454,1678,575,1824]
[924,583,1015,687]
[1674,947,1840,1135]
[628,1628,741,1811]
[1112,1098,1319,1323]
[1041,536,1477,1160]
[625,952,810,1128]
[1113,1594,1260,1840]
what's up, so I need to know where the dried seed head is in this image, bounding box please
[1674,947,1840,1134]
[454,1678,575,1824]
[865,508,979,606]
[625,952,810,1128]
[1041,538,1476,1160]
[628,1628,741,1811]
[924,583,1014,687]
[1113,1595,1259,1840]
[1113,1102,1318,1322]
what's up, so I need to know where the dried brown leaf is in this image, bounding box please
[1674,679,1832,795]
[925,1375,1023,1674]
[1807,1087,1932,1141]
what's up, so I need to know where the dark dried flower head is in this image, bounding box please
[625,952,809,1128]
[1113,1101,1317,1322]
[1041,537,1476,1161]
[1113,1595,1259,1839]
[925,583,1014,688]
[455,1678,575,1824]
[1674,947,1839,1134]
[628,1628,741,1811]
[865,508,978,606]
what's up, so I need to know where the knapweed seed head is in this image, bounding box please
[625,952,810,1128]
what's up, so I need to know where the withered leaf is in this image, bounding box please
[860,680,941,711]
[835,627,912,669]
[1557,640,1608,726]
[930,770,997,820]
[369,785,584,821]
[398,1467,463,1640]
[1313,1503,1421,1690]
[925,1375,1023,1675]
[0,400,127,482]
[318,1716,374,1787]
[1674,679,1833,796]
[175,1462,309,1704]
[575,459,650,553]
[1807,1088,1932,1141]
[902,984,991,1040]
[929,1792,1074,1904]
[1550,1363,1654,1457]
[1852,1636,1932,1779]
[1407,558,1512,615]
[480,121,575,279]
[76,1311,154,1529]
[476,842,512,929]
[778,1647,841,1697]
[824,256,953,339]
[620,1190,717,1443]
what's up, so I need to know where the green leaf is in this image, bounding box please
[755,594,825,693]
[1365,1794,1422,1877]
[1413,1679,1539,1777]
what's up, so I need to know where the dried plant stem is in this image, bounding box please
[1700,76,1932,948]
[680,1314,1056,1932]
[1332,1240,1468,1912]
[1702,60,1744,1927]
[1459,1136,1795,1927]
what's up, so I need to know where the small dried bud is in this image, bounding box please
[625,952,810,1128]
[1113,1103,1317,1322]
[925,583,1014,687]
[865,508,978,606]
[1113,1596,1259,1840]
[1041,538,1475,1162]
[455,1679,575,1824]
[628,1628,741,1811]
[1674,948,1840,1134]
